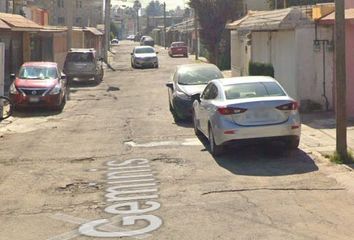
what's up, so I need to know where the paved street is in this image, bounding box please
[1,41,354,240]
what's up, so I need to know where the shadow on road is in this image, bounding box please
[197,135,319,176]
[12,107,62,118]
[69,80,100,89]
[302,111,354,129]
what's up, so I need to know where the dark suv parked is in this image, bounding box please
[140,36,155,47]
[63,48,104,84]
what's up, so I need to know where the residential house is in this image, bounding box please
[0,13,42,90]
[227,7,335,112]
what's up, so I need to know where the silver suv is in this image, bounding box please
[63,48,104,84]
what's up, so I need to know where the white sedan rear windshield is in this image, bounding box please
[135,48,155,54]
[224,82,286,99]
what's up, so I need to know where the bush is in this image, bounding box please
[249,62,274,77]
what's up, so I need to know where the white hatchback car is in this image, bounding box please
[192,76,301,156]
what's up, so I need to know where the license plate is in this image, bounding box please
[29,97,40,103]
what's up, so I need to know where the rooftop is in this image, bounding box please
[0,13,42,30]
[227,7,313,31]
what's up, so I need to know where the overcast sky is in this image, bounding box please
[111,0,187,10]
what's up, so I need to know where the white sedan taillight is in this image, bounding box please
[217,107,247,115]
[276,102,298,111]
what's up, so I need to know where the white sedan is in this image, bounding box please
[192,76,301,156]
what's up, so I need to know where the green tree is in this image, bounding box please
[146,1,163,16]
[110,22,120,40]
[189,0,242,65]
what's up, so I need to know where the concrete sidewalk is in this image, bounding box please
[301,111,354,167]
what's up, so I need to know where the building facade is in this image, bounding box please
[31,0,103,27]
[0,1,6,13]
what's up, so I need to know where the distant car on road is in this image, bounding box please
[63,48,104,84]
[192,76,301,156]
[131,46,159,69]
[166,64,223,121]
[168,42,188,57]
[126,35,135,40]
[9,62,68,110]
[140,36,155,47]
[110,38,119,45]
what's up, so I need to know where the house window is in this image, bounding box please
[57,0,64,8]
[58,17,65,24]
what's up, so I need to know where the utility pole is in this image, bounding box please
[66,0,73,51]
[133,0,141,34]
[104,0,111,62]
[194,8,198,60]
[335,0,348,160]
[163,2,166,48]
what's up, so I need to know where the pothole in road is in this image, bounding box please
[151,156,185,165]
[56,181,102,194]
[106,86,120,92]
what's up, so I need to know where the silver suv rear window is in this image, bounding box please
[66,52,94,63]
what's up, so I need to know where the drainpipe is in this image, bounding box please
[314,20,330,111]
[322,40,329,111]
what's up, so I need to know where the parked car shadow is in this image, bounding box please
[173,119,193,128]
[302,111,354,129]
[69,80,101,88]
[197,135,319,176]
[12,107,62,118]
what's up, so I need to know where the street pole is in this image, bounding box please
[104,0,111,62]
[163,2,166,48]
[194,8,198,60]
[335,0,348,160]
[66,0,73,51]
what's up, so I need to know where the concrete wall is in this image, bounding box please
[72,31,85,48]
[251,31,297,99]
[53,32,67,70]
[346,0,354,9]
[296,26,334,110]
[345,22,354,117]
[230,30,251,77]
[250,28,334,108]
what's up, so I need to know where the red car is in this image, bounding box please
[9,62,68,110]
[168,42,188,57]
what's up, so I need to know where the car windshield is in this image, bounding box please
[135,48,155,54]
[224,82,286,99]
[66,52,94,62]
[172,43,185,47]
[178,67,223,85]
[19,66,58,80]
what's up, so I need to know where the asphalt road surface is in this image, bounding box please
[1,41,354,240]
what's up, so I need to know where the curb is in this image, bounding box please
[310,149,353,172]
